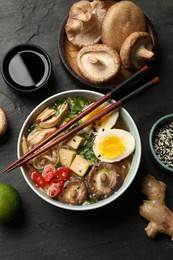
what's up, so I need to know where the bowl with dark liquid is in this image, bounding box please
[1,44,52,95]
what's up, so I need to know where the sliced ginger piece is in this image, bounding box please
[140,174,173,241]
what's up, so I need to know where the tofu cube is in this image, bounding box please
[70,155,92,177]
[67,135,84,150]
[59,148,76,167]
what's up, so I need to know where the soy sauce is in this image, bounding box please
[8,50,49,90]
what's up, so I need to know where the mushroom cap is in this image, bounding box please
[59,177,88,205]
[86,162,120,199]
[0,107,8,137]
[76,44,121,84]
[68,1,92,21]
[65,0,106,48]
[120,31,155,71]
[101,1,147,52]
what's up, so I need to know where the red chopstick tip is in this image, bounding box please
[152,77,160,84]
[141,65,149,73]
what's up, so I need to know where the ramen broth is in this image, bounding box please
[22,96,134,205]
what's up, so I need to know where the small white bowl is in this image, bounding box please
[17,89,141,210]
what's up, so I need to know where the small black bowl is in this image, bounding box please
[1,44,52,96]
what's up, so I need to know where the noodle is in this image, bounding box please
[31,147,59,169]
[22,96,134,205]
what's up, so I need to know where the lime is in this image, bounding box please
[0,182,22,222]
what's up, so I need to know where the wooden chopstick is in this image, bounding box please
[3,75,160,173]
[3,66,149,173]
[3,65,149,173]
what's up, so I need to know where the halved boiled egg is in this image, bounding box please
[82,102,119,135]
[93,129,135,162]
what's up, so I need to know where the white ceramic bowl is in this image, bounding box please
[17,89,141,210]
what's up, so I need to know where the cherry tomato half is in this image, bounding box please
[31,171,45,188]
[29,168,36,176]
[53,167,70,183]
[47,182,64,198]
[42,165,54,185]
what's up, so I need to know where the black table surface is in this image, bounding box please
[0,0,173,259]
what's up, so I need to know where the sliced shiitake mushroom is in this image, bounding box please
[0,107,8,137]
[77,44,121,83]
[36,107,56,123]
[120,31,155,71]
[27,127,57,146]
[59,177,88,205]
[36,102,69,129]
[86,162,120,199]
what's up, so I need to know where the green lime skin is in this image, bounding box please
[0,183,22,222]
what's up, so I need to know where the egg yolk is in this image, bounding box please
[84,106,110,129]
[98,135,125,159]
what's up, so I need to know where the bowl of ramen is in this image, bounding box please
[17,89,141,210]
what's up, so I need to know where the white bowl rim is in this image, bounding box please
[17,89,141,211]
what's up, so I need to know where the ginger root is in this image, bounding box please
[139,174,173,241]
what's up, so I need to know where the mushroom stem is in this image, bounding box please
[87,55,101,64]
[135,45,155,60]
[70,190,77,198]
[101,172,107,182]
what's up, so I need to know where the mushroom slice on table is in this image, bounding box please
[0,107,8,137]
[101,1,147,52]
[120,32,155,71]
[77,44,121,84]
[86,162,120,199]
[65,0,106,48]
[59,178,88,205]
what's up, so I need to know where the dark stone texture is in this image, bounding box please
[0,0,173,259]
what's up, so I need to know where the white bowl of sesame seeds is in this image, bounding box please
[149,114,173,173]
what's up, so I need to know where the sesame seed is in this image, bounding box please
[153,121,173,168]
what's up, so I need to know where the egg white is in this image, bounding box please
[82,102,119,135]
[93,129,135,162]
